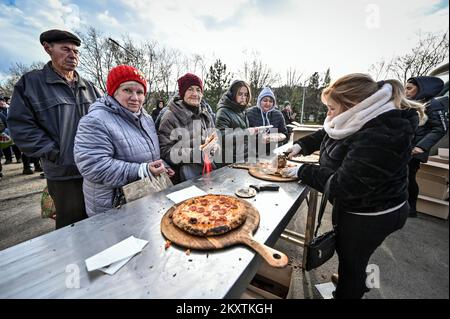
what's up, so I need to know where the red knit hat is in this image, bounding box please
[177,73,203,98]
[106,65,148,96]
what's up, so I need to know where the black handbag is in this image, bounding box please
[305,175,337,271]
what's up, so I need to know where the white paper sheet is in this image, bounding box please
[315,282,336,299]
[85,236,148,275]
[166,185,207,204]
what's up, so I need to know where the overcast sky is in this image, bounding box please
[0,0,448,84]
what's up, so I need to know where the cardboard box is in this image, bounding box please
[420,161,449,182]
[428,155,449,165]
[416,195,449,220]
[293,126,321,142]
[438,148,449,159]
[241,262,293,299]
[417,171,449,200]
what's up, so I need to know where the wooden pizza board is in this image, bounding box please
[161,196,288,268]
[231,163,298,182]
[248,167,298,182]
[288,154,319,164]
[289,151,320,164]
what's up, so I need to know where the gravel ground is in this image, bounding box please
[0,161,54,251]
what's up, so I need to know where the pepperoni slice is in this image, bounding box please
[212,205,220,211]
[218,198,226,204]
[203,211,211,217]
[200,199,208,206]
[189,205,197,211]
[231,204,238,209]
[197,207,205,213]
[218,209,227,215]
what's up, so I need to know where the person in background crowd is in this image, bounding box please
[7,29,102,229]
[158,73,217,181]
[0,96,22,165]
[247,87,288,155]
[215,80,264,165]
[281,100,297,134]
[282,73,425,299]
[74,65,174,216]
[405,76,448,217]
[151,99,165,122]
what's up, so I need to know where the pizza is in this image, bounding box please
[258,160,296,176]
[263,133,286,143]
[200,132,218,151]
[170,194,248,236]
[277,154,287,169]
[290,154,320,163]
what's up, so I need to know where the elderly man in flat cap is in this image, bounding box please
[7,29,102,229]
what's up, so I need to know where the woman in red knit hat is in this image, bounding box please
[158,72,218,181]
[73,65,174,216]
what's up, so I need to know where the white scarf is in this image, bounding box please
[323,84,396,140]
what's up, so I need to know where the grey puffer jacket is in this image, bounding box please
[74,95,161,216]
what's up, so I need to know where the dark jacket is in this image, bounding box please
[158,97,215,166]
[0,108,7,129]
[151,106,163,122]
[247,106,288,137]
[215,87,250,164]
[408,76,448,162]
[294,109,419,214]
[7,62,102,180]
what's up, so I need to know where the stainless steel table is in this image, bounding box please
[0,166,311,299]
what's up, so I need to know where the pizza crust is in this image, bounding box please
[171,195,248,236]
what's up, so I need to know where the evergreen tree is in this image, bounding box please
[204,59,232,111]
[321,68,331,89]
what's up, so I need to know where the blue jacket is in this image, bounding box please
[74,95,161,216]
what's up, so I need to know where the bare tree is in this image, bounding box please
[0,61,45,96]
[274,67,305,115]
[370,31,449,82]
[240,58,280,104]
[285,67,303,88]
[77,26,115,92]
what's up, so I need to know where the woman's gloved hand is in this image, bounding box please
[286,144,302,159]
[280,164,302,178]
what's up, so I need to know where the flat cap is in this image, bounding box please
[39,29,81,46]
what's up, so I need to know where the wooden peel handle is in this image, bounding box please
[238,234,289,268]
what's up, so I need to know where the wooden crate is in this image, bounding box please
[417,171,449,200]
[417,195,449,220]
[241,262,293,299]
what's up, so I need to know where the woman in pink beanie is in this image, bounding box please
[74,65,174,216]
[158,72,218,181]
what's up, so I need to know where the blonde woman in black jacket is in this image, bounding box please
[282,73,425,299]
